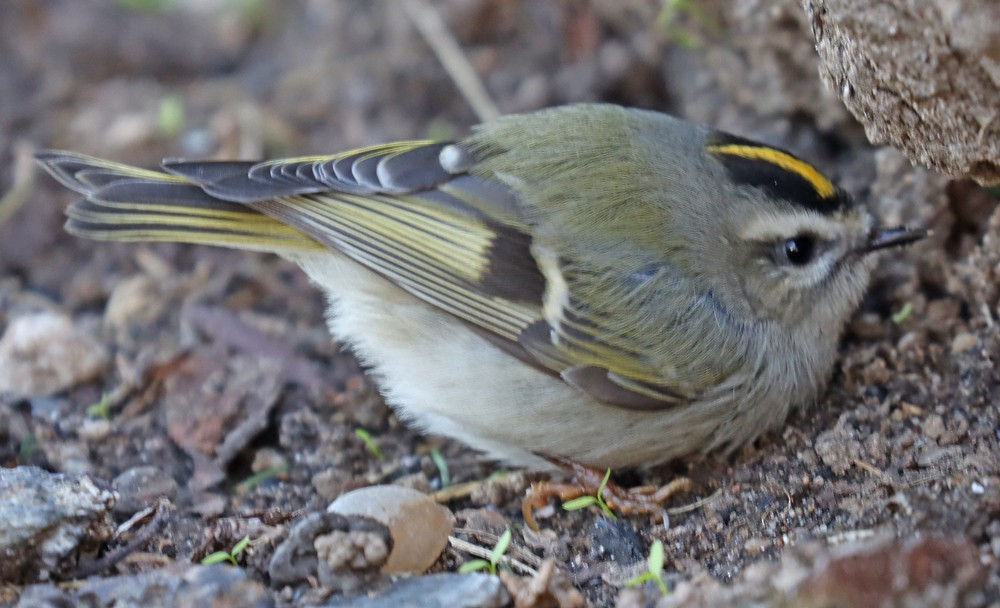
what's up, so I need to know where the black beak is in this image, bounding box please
[862,225,928,253]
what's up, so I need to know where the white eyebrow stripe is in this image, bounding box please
[738,211,843,242]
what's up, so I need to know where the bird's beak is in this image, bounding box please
[861,225,928,253]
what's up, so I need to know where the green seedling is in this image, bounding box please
[891,302,914,325]
[354,428,384,460]
[430,448,450,488]
[626,539,669,596]
[86,393,112,419]
[458,529,511,576]
[201,535,251,566]
[236,462,288,493]
[485,468,509,481]
[158,96,185,138]
[562,468,616,519]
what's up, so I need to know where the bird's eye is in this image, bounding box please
[779,234,816,266]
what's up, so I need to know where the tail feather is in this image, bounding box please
[35,150,322,252]
[35,150,185,195]
[161,159,258,184]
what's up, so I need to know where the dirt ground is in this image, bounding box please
[0,1,997,606]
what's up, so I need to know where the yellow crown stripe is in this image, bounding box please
[706,144,836,199]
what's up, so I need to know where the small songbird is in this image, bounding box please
[36,103,924,472]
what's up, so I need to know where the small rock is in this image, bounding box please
[326,573,509,608]
[922,414,946,441]
[316,530,390,571]
[500,559,585,608]
[112,466,180,516]
[456,508,513,540]
[328,485,455,574]
[951,332,977,353]
[77,418,112,443]
[814,431,860,476]
[251,447,288,474]
[40,439,91,475]
[315,529,390,591]
[269,511,391,592]
[391,472,433,493]
[744,537,770,556]
[176,563,273,607]
[163,350,283,490]
[0,313,109,398]
[103,274,164,338]
[312,468,354,501]
[16,564,272,607]
[916,446,962,468]
[0,466,116,584]
[796,536,986,606]
[589,517,644,564]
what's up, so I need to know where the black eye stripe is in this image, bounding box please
[706,134,852,216]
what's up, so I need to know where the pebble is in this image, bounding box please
[103,274,164,335]
[77,418,112,443]
[251,448,288,474]
[268,511,391,592]
[950,332,977,353]
[744,537,771,556]
[0,313,108,398]
[16,564,271,607]
[328,485,455,574]
[0,466,116,584]
[325,573,508,608]
[112,466,180,516]
[922,414,946,440]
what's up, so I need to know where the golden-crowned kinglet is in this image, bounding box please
[36,104,925,470]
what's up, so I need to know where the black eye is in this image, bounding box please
[779,235,816,266]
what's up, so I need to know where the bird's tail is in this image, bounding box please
[34,150,322,252]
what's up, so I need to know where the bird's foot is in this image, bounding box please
[522,457,692,529]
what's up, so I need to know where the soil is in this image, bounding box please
[0,1,997,606]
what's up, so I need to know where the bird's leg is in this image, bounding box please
[522,457,693,529]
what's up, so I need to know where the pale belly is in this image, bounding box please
[289,250,800,470]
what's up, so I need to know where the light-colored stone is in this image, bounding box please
[0,313,108,397]
[328,485,455,574]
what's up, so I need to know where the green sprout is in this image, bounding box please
[430,448,450,488]
[158,95,185,138]
[86,393,112,419]
[354,428,384,460]
[201,535,251,566]
[891,302,914,325]
[236,462,288,493]
[458,529,512,576]
[485,468,509,481]
[626,540,669,595]
[561,468,616,519]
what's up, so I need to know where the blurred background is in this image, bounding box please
[1,0,879,300]
[1,1,996,605]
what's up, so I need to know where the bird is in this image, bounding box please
[35,103,925,478]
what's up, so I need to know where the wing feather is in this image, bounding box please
[37,141,720,410]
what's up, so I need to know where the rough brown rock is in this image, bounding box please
[803,0,1000,184]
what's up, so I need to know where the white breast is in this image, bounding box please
[288,250,805,470]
